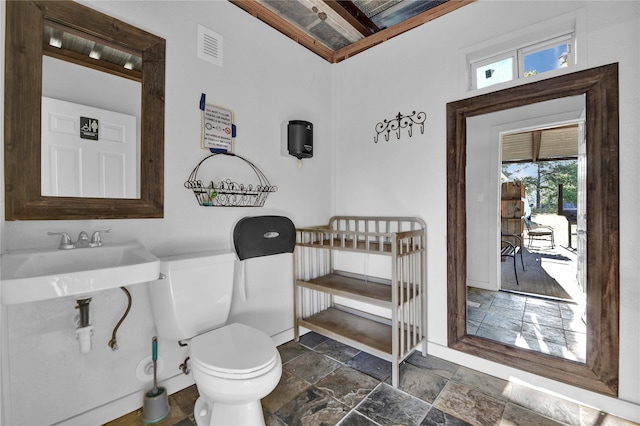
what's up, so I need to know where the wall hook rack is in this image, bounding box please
[374,110,426,143]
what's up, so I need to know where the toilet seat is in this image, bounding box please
[190,323,278,379]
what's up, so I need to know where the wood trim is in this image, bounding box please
[5,0,165,220]
[446,64,619,396]
[37,1,163,50]
[44,19,143,58]
[229,0,475,63]
[42,45,143,82]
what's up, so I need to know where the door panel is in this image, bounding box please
[41,97,137,198]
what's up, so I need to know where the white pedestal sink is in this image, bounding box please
[1,242,160,304]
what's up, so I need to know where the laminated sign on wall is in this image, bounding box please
[200,93,235,153]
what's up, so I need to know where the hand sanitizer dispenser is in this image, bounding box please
[287,120,313,159]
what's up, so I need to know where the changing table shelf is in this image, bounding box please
[296,272,422,309]
[294,216,427,387]
[298,308,392,359]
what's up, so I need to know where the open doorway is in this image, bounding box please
[467,121,588,362]
[473,122,588,362]
[499,122,584,303]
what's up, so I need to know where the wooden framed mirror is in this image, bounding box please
[4,0,165,220]
[446,63,619,396]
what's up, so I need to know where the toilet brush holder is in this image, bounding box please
[142,337,170,424]
[142,387,170,424]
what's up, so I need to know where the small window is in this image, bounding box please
[470,33,575,90]
[475,56,514,90]
[520,34,572,77]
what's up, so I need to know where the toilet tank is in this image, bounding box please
[147,250,236,340]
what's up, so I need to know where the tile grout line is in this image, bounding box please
[310,345,434,425]
[337,381,384,426]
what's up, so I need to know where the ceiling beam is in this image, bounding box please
[532,130,542,162]
[301,0,364,43]
[323,0,379,37]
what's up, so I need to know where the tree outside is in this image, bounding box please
[502,160,577,214]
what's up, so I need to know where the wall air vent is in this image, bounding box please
[197,24,223,67]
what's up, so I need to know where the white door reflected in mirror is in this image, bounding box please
[41,97,138,198]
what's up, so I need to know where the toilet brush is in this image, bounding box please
[142,336,170,424]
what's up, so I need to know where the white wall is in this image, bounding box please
[0,1,334,424]
[333,0,639,421]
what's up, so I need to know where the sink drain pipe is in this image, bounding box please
[74,287,132,353]
[75,298,93,354]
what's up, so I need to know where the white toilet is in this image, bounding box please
[147,250,282,426]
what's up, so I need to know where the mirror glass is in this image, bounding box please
[5,1,165,220]
[447,64,619,396]
[41,57,142,198]
[41,22,142,199]
[465,96,587,362]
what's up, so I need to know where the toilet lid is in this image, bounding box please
[190,323,278,375]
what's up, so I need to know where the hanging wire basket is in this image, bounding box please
[184,153,277,207]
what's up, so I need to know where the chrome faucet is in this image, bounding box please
[48,229,111,249]
[89,229,111,247]
[47,232,74,250]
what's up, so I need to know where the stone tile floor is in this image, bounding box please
[466,287,586,362]
[106,332,636,426]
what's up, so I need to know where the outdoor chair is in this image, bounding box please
[501,233,525,286]
[524,219,555,249]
